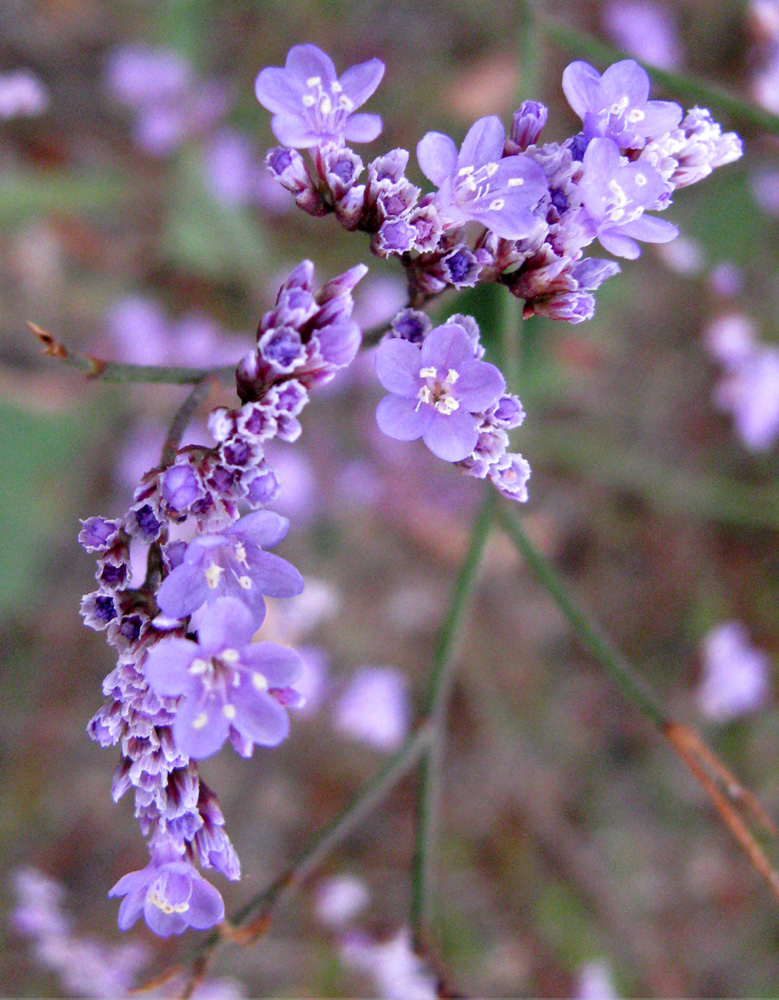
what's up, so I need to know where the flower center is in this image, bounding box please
[454,160,502,207]
[300,74,354,133]
[417,365,461,416]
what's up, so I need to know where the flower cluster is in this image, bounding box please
[257,46,741,321]
[81,262,366,936]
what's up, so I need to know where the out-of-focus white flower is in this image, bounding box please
[334,666,410,751]
[0,70,48,119]
[341,928,438,1000]
[315,874,370,926]
[575,958,620,1000]
[698,621,771,723]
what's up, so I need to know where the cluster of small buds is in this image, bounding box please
[257,46,741,321]
[377,310,531,501]
[80,261,367,937]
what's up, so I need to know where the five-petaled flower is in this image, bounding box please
[109,845,224,937]
[579,137,678,258]
[562,58,682,149]
[416,116,547,240]
[255,43,384,149]
[156,510,304,628]
[144,597,304,759]
[375,323,505,462]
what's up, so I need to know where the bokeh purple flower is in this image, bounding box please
[255,44,384,148]
[334,666,410,751]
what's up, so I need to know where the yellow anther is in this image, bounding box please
[458,165,475,176]
[489,198,505,211]
[463,175,477,192]
[204,563,223,589]
[609,207,625,221]
[235,543,247,564]
[331,80,342,92]
[148,889,189,914]
[192,712,209,730]
[627,108,646,123]
[238,575,252,590]
[189,658,209,675]
[302,94,316,107]
[417,386,433,406]
[221,649,239,663]
[485,162,499,177]
[305,75,321,88]
[507,177,525,187]
[444,368,460,385]
[634,172,647,186]
[339,95,354,111]
[223,704,237,720]
[252,672,269,691]
[419,365,437,379]
[610,95,630,115]
[320,95,332,115]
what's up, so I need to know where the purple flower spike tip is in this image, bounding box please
[417,116,547,240]
[375,322,505,462]
[143,597,304,759]
[109,849,224,937]
[562,58,682,149]
[255,44,384,149]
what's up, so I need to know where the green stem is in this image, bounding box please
[29,322,235,385]
[184,721,433,967]
[516,0,540,105]
[540,16,779,136]
[498,505,668,730]
[160,377,216,467]
[411,490,496,939]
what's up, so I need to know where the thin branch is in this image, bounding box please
[160,376,217,468]
[540,16,779,136]
[498,505,779,903]
[27,322,235,386]
[411,491,496,942]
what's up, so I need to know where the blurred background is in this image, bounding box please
[1,0,779,995]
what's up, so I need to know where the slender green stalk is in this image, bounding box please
[411,490,496,939]
[175,720,433,974]
[541,16,779,136]
[160,377,216,467]
[498,505,667,729]
[29,322,235,385]
[516,0,540,105]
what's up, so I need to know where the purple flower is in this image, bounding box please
[255,44,384,149]
[562,59,682,148]
[108,847,224,936]
[416,116,547,239]
[156,510,304,626]
[144,598,303,759]
[375,323,505,462]
[579,137,678,258]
